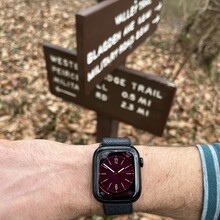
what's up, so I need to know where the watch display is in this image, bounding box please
[99,153,135,194]
[93,146,142,203]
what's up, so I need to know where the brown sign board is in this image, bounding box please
[76,0,163,93]
[43,43,176,136]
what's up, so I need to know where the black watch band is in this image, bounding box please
[101,137,131,147]
[104,203,133,215]
[101,138,133,215]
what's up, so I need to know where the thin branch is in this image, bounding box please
[198,26,215,55]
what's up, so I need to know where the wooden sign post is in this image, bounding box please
[43,0,176,142]
[43,43,176,141]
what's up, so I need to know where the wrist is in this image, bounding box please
[63,144,103,217]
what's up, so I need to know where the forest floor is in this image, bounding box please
[0,0,220,219]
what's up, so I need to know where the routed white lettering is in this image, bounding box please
[119,35,135,55]
[96,83,108,92]
[50,55,77,70]
[131,82,163,99]
[121,91,136,101]
[87,66,100,82]
[95,91,108,102]
[114,4,138,25]
[53,77,79,91]
[136,23,150,40]
[137,10,152,25]
[138,97,152,107]
[105,74,126,87]
[123,20,135,36]
[152,15,161,24]
[51,66,79,81]
[87,48,119,82]
[136,107,150,117]
[87,31,122,65]
[131,82,138,90]
[121,101,135,111]
[155,2,163,11]
[139,0,152,11]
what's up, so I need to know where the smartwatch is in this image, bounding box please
[93,137,143,215]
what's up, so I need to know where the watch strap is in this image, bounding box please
[101,137,131,147]
[104,203,133,215]
[101,138,133,215]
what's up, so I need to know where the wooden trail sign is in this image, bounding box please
[76,0,163,93]
[43,43,176,136]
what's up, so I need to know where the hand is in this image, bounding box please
[0,140,102,220]
[117,167,125,173]
[103,164,115,173]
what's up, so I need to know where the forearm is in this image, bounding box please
[134,146,203,220]
[81,145,203,219]
[0,140,203,220]
[0,140,100,220]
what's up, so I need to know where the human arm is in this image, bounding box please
[134,145,203,220]
[0,140,203,220]
[0,139,100,219]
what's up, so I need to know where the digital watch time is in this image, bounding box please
[93,138,143,215]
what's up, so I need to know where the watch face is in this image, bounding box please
[93,147,141,203]
[99,155,135,194]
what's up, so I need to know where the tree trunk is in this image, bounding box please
[179,0,220,70]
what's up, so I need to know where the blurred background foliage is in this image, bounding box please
[162,0,200,28]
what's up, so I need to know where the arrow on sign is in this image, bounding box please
[155,2,163,11]
[152,15,160,24]
[55,86,76,98]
